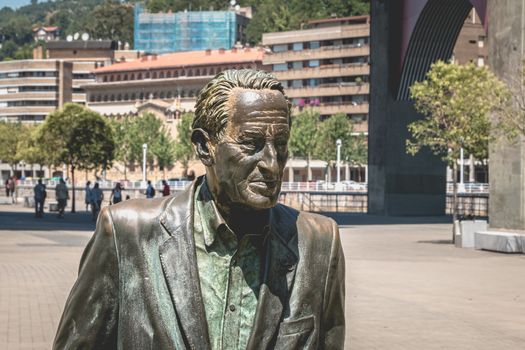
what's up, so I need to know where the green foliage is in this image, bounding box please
[315,113,366,165]
[36,103,115,171]
[0,122,25,168]
[407,61,509,166]
[174,113,195,175]
[87,1,134,45]
[112,112,177,175]
[289,109,320,159]
[15,124,49,167]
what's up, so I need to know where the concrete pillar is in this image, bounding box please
[288,166,293,183]
[488,0,525,230]
[368,0,446,215]
[345,163,350,181]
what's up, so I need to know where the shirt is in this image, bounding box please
[193,181,267,350]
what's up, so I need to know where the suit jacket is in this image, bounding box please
[53,178,345,349]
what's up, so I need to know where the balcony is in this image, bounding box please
[263,45,370,64]
[0,106,56,115]
[285,83,369,98]
[0,92,58,101]
[272,64,369,80]
[305,102,369,116]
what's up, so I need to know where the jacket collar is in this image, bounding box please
[158,175,299,350]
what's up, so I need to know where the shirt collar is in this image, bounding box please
[196,178,272,248]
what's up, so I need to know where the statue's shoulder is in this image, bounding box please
[273,204,337,235]
[107,196,175,228]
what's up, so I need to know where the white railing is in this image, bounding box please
[15,179,489,194]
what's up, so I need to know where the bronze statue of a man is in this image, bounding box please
[54,69,345,349]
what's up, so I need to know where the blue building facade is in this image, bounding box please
[134,4,249,54]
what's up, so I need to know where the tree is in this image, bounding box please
[0,121,24,171]
[407,61,509,241]
[289,109,321,183]
[37,103,115,212]
[16,124,50,171]
[87,0,134,46]
[174,113,194,176]
[152,129,176,178]
[111,116,139,179]
[315,113,365,181]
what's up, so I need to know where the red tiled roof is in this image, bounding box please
[95,48,265,73]
[33,26,60,32]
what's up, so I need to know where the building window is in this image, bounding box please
[145,72,150,79]
[308,79,318,87]
[310,41,320,49]
[138,73,142,80]
[117,94,122,101]
[166,71,171,78]
[124,94,129,100]
[160,92,165,99]
[273,44,287,53]
[131,93,136,100]
[292,42,303,51]
[273,63,287,71]
[291,80,303,88]
[478,36,485,48]
[196,69,200,76]
[152,72,157,79]
[103,76,108,82]
[160,71,165,78]
[477,56,485,67]
[131,74,135,80]
[292,61,303,70]
[309,60,320,67]
[123,74,128,81]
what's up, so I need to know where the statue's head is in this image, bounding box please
[193,69,291,210]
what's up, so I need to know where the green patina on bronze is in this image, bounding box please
[194,180,264,350]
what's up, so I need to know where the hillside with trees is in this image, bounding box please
[0,0,369,60]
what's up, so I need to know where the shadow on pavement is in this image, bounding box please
[0,209,96,232]
[322,212,452,226]
[417,239,454,245]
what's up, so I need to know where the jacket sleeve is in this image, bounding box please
[53,207,119,349]
[320,219,346,349]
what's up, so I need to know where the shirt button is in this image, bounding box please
[229,304,236,312]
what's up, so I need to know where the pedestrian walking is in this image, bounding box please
[33,179,47,218]
[91,182,104,221]
[162,180,170,197]
[8,177,16,203]
[55,178,69,218]
[4,178,9,197]
[85,181,92,212]
[109,182,123,205]
[145,181,155,198]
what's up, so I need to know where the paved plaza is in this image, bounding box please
[0,203,524,349]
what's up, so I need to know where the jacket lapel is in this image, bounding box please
[159,178,211,350]
[247,206,299,349]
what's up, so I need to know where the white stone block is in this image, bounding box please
[475,231,525,253]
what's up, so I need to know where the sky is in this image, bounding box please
[0,0,38,10]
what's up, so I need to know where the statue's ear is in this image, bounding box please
[191,128,214,166]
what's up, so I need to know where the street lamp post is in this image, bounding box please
[336,139,342,184]
[142,143,148,182]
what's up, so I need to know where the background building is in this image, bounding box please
[134,4,250,54]
[84,47,265,119]
[32,26,60,42]
[263,16,370,134]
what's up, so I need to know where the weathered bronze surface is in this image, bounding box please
[53,69,345,349]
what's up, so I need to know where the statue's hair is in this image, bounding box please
[193,69,290,141]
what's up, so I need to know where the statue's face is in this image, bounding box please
[210,88,290,209]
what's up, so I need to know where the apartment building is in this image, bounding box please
[0,60,73,123]
[262,16,370,134]
[84,47,265,118]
